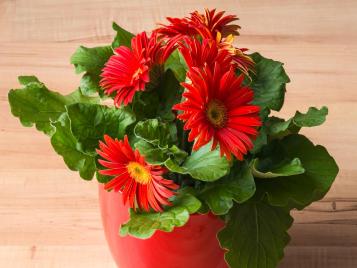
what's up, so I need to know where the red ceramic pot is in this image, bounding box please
[98,184,228,268]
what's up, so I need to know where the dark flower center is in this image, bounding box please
[206,99,227,128]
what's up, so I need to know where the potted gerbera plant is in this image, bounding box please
[8,8,338,268]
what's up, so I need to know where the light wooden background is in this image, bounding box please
[0,0,356,267]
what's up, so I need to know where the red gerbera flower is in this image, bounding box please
[157,8,240,40]
[173,64,261,160]
[100,31,175,106]
[156,17,196,39]
[97,135,179,212]
[178,36,254,75]
[178,37,232,71]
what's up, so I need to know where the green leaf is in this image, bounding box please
[134,119,187,165]
[134,140,169,164]
[165,143,230,181]
[249,53,290,111]
[250,108,270,154]
[166,145,188,164]
[70,45,113,96]
[79,73,102,96]
[156,70,183,121]
[135,140,187,165]
[18,75,40,85]
[256,134,339,209]
[112,22,135,49]
[95,172,110,183]
[120,191,201,239]
[134,119,176,147]
[218,201,293,268]
[8,77,98,135]
[66,88,100,104]
[71,46,113,75]
[95,155,113,183]
[199,162,256,215]
[250,126,268,154]
[131,90,160,120]
[50,113,96,180]
[294,106,328,127]
[66,103,135,153]
[269,106,328,138]
[252,158,305,178]
[164,49,187,82]
[130,70,183,121]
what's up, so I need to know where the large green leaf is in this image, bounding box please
[130,70,183,121]
[134,119,187,165]
[79,73,102,97]
[134,140,168,164]
[269,106,328,138]
[18,75,40,85]
[250,126,268,154]
[294,106,328,126]
[249,53,290,111]
[70,45,113,96]
[256,134,339,209]
[131,90,160,121]
[199,162,256,215]
[252,158,305,178]
[112,22,135,49]
[8,76,98,135]
[120,191,201,239]
[134,119,176,147]
[250,109,270,154]
[218,201,293,268]
[165,143,230,181]
[156,70,183,121]
[71,46,113,75]
[50,113,96,180]
[66,103,135,153]
[135,140,187,165]
[164,49,187,82]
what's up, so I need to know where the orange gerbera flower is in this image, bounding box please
[97,135,179,212]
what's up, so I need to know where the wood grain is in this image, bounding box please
[0,0,356,267]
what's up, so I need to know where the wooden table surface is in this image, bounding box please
[0,0,356,267]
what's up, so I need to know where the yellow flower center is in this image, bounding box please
[206,99,227,128]
[126,162,151,184]
[132,68,144,81]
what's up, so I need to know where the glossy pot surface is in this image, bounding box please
[98,185,227,268]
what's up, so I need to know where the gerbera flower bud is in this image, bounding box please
[190,8,240,39]
[216,32,255,75]
[96,135,179,212]
[157,8,240,40]
[178,37,232,71]
[173,64,261,161]
[100,31,176,106]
